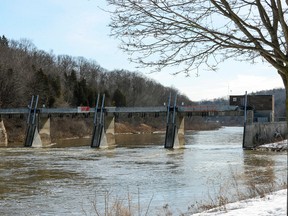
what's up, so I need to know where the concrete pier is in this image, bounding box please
[92,115,116,148]
[243,122,287,149]
[38,118,52,146]
[173,115,185,148]
[104,116,116,147]
[0,120,8,146]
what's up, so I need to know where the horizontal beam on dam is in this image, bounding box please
[0,107,243,116]
[0,107,167,115]
[0,108,28,114]
[105,106,167,113]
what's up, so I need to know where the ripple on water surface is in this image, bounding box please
[0,127,286,215]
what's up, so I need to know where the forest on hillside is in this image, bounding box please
[0,35,286,141]
[0,35,285,116]
[0,35,191,109]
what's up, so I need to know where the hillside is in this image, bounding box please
[0,35,194,142]
[0,35,192,109]
[0,35,285,142]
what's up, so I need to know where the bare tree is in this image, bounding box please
[107,0,288,119]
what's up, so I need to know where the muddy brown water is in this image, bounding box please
[0,127,287,215]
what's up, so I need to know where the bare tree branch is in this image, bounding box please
[107,0,288,76]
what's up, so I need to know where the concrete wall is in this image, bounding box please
[0,120,8,146]
[243,122,287,149]
[38,118,52,146]
[174,116,185,148]
[103,116,116,147]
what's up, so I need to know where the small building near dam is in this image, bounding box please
[230,94,287,148]
[229,94,274,122]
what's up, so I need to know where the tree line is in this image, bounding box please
[0,35,191,109]
[0,35,284,121]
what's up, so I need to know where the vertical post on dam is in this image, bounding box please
[24,95,40,147]
[242,91,248,149]
[165,94,178,148]
[91,94,115,148]
[91,94,103,148]
[91,94,116,148]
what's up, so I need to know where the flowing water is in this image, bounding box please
[0,127,287,215]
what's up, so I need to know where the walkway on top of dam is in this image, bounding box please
[0,105,243,116]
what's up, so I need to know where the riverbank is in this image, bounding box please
[191,189,287,216]
[190,139,287,215]
[2,117,221,144]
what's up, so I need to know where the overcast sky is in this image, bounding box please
[1,0,284,101]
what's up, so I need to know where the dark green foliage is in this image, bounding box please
[63,70,98,106]
[74,78,88,106]
[49,75,61,97]
[87,88,97,107]
[0,67,18,107]
[28,68,62,107]
[0,35,8,47]
[112,89,126,107]
[103,90,111,106]
[64,70,78,106]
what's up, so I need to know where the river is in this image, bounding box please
[0,127,287,215]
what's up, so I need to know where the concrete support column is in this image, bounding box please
[29,114,43,148]
[31,127,43,148]
[174,115,185,148]
[243,122,287,149]
[0,120,8,147]
[103,116,116,147]
[91,115,116,148]
[26,116,52,148]
[38,118,52,146]
[246,110,254,124]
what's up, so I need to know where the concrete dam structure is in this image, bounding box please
[0,94,286,149]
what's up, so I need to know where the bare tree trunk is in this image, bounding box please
[285,86,288,133]
[279,70,288,128]
[277,69,288,131]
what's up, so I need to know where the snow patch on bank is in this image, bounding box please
[257,139,288,151]
[191,189,287,216]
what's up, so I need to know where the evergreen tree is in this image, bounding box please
[112,89,126,107]
[0,35,8,47]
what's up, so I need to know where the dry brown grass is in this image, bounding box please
[82,175,287,216]
[82,189,155,216]
[188,167,287,214]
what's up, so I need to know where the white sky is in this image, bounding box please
[0,0,284,101]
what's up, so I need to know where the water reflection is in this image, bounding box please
[243,151,276,185]
[116,133,165,147]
